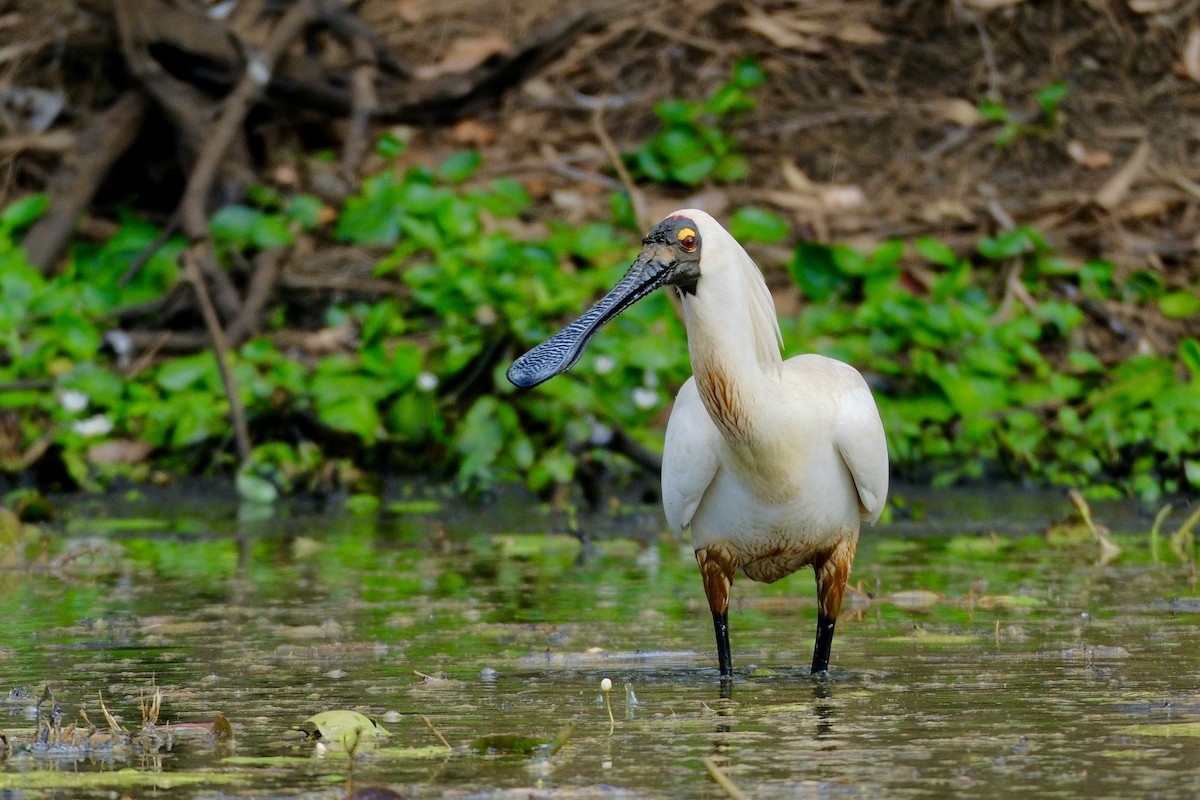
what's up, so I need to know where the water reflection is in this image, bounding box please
[1,488,1198,799]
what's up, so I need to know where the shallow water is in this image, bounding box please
[2,485,1199,798]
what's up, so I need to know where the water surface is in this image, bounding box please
[2,485,1198,798]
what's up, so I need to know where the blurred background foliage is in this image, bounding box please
[2,56,1198,507]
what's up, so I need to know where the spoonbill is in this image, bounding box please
[507,210,888,677]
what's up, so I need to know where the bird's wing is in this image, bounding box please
[662,377,721,531]
[832,376,890,523]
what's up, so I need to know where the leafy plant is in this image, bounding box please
[1,123,1197,505]
[628,58,765,185]
[978,82,1068,147]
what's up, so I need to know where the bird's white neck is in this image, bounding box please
[680,263,782,444]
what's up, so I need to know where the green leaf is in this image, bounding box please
[610,191,638,230]
[1180,338,1200,378]
[1185,460,1200,489]
[1159,291,1200,319]
[729,207,790,243]
[658,127,710,163]
[653,100,698,124]
[1,194,49,228]
[832,244,870,276]
[337,173,401,245]
[156,354,217,392]
[706,85,752,116]
[915,236,957,267]
[210,204,260,247]
[317,393,381,443]
[376,132,407,158]
[285,195,324,229]
[297,710,389,749]
[977,97,1009,122]
[731,57,766,89]
[670,155,716,185]
[712,153,748,183]
[437,150,482,183]
[789,241,844,302]
[978,228,1035,260]
[634,147,667,182]
[236,471,278,504]
[1035,82,1068,119]
[250,214,293,248]
[473,177,529,216]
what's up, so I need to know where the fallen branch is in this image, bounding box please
[226,247,286,346]
[268,9,602,123]
[22,91,148,274]
[178,0,325,323]
[183,250,251,461]
[174,0,330,463]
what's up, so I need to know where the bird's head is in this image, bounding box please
[506,210,717,389]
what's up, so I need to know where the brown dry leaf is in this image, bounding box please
[88,439,153,465]
[1127,0,1179,12]
[521,77,555,101]
[743,8,812,49]
[762,190,823,214]
[918,199,974,223]
[780,159,814,192]
[1118,194,1173,219]
[1179,27,1200,83]
[764,159,864,215]
[741,8,828,52]
[962,0,1027,8]
[415,34,510,80]
[929,98,983,127]
[1095,140,1151,210]
[1066,140,1114,169]
[885,590,942,611]
[836,22,886,45]
[820,185,865,211]
[450,118,496,147]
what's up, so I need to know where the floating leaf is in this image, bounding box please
[295,710,390,749]
[469,733,549,754]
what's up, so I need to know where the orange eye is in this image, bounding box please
[678,227,697,252]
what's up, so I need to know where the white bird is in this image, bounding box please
[508,209,888,678]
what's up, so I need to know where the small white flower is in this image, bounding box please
[594,355,616,375]
[632,388,658,410]
[416,372,438,392]
[59,390,88,413]
[72,415,113,438]
[588,421,613,447]
[600,677,613,692]
[643,370,659,389]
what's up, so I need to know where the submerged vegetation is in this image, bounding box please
[1,61,1197,505]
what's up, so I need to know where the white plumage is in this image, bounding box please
[508,208,889,678]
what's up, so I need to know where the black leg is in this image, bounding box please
[713,608,733,679]
[810,613,836,674]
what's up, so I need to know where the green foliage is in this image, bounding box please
[2,129,1197,503]
[628,58,765,186]
[786,226,1200,500]
[978,82,1068,146]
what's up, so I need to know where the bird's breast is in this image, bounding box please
[694,366,748,441]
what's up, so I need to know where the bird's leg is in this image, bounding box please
[811,539,856,674]
[695,546,738,679]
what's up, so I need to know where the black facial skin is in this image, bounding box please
[507,216,703,388]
